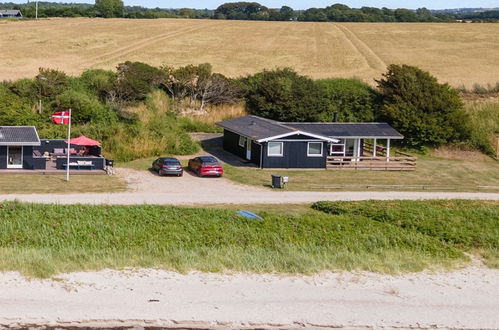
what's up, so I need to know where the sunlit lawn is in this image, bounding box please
[0,174,127,194]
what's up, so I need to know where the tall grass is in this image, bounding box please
[76,91,199,162]
[0,201,491,278]
[179,103,248,133]
[465,100,499,156]
[312,200,499,267]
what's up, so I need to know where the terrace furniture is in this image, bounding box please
[62,160,95,170]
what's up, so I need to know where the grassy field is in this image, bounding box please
[1,18,498,88]
[223,154,499,192]
[1,200,497,278]
[0,174,127,194]
[119,151,499,192]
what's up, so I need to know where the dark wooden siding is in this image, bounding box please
[0,146,6,169]
[22,146,35,169]
[223,130,246,159]
[0,146,41,170]
[251,141,261,167]
[56,157,105,170]
[223,129,260,166]
[262,141,327,169]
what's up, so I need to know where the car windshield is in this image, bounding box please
[163,160,180,165]
[200,157,218,165]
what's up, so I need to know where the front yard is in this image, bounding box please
[0,174,127,194]
[120,153,499,192]
[222,154,499,192]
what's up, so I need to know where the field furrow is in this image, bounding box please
[0,18,498,87]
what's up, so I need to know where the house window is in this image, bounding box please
[238,135,246,147]
[268,142,283,157]
[307,142,323,157]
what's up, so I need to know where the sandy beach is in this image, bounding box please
[1,264,498,329]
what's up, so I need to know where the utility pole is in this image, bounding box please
[35,1,38,19]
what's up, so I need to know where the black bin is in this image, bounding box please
[105,159,114,167]
[271,174,282,189]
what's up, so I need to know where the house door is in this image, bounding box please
[246,139,252,160]
[7,146,23,169]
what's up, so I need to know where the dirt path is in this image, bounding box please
[0,168,497,205]
[1,264,498,329]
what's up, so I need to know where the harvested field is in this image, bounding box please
[1,18,498,87]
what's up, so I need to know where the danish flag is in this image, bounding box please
[51,110,71,125]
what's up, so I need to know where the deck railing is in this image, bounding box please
[326,156,417,171]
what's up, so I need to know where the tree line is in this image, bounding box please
[1,59,489,156]
[2,1,497,22]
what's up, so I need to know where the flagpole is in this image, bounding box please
[66,109,71,182]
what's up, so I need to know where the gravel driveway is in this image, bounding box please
[0,167,497,205]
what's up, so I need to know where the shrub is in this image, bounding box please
[114,61,166,102]
[52,90,116,124]
[316,78,379,122]
[243,68,329,122]
[377,64,470,148]
[80,69,117,101]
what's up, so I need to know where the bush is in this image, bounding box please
[316,78,379,122]
[243,68,329,122]
[52,90,117,124]
[377,64,470,148]
[114,61,166,102]
[80,69,117,101]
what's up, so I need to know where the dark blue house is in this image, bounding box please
[0,126,41,170]
[217,115,405,169]
[0,126,106,171]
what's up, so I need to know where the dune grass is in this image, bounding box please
[1,200,497,278]
[312,200,499,268]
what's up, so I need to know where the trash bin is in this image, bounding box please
[105,159,114,167]
[271,174,282,188]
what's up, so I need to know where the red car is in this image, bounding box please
[188,156,224,177]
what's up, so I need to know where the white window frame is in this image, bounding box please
[267,142,283,157]
[307,142,323,157]
[238,135,246,147]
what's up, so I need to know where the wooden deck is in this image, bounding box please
[326,147,417,171]
[0,159,107,175]
[0,169,107,175]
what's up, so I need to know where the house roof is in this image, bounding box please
[285,122,404,139]
[217,115,295,141]
[217,115,403,142]
[0,10,22,16]
[0,126,41,146]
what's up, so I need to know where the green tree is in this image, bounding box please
[114,61,166,102]
[376,64,469,148]
[317,78,379,122]
[95,0,124,18]
[243,68,329,122]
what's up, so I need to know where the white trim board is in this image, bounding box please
[258,131,339,143]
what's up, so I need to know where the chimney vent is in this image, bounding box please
[333,112,338,122]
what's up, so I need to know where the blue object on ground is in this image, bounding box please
[236,210,263,220]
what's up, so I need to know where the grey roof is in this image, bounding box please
[217,115,403,142]
[217,115,296,141]
[0,10,22,16]
[285,122,404,139]
[0,126,41,146]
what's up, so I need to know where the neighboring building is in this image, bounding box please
[0,126,41,170]
[0,10,23,18]
[217,115,412,170]
[0,126,105,171]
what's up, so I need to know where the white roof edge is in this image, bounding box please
[328,136,404,139]
[257,131,338,143]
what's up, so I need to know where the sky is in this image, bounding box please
[15,0,499,10]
